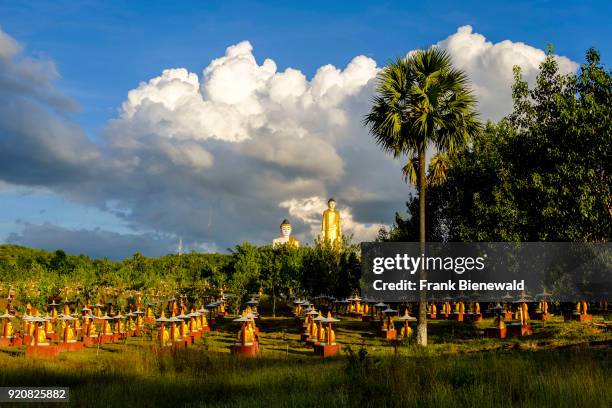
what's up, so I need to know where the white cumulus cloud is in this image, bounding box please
[0,26,581,255]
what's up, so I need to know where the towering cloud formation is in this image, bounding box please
[0,26,579,256]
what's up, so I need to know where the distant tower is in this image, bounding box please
[178,238,183,256]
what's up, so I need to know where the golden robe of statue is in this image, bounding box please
[322,198,341,246]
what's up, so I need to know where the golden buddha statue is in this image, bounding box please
[61,321,76,342]
[36,323,48,345]
[272,219,300,248]
[161,326,170,346]
[2,311,14,338]
[44,314,54,334]
[401,324,412,338]
[172,323,180,342]
[322,198,341,246]
[325,326,335,345]
[520,303,529,326]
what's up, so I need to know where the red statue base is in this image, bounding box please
[535,312,552,321]
[98,334,115,344]
[382,329,397,340]
[231,343,258,356]
[0,337,21,347]
[429,313,437,319]
[450,313,464,322]
[313,343,340,357]
[26,345,61,358]
[570,313,593,322]
[484,327,507,339]
[508,323,533,336]
[468,313,483,323]
[58,341,84,352]
[82,336,99,347]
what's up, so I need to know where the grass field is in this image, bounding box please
[0,316,610,407]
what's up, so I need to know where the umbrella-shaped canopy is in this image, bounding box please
[374,302,387,308]
[535,289,553,299]
[94,303,104,308]
[382,307,397,314]
[0,311,15,319]
[176,313,189,320]
[305,309,319,316]
[492,303,505,312]
[246,299,259,305]
[155,316,172,323]
[313,313,325,322]
[49,300,59,307]
[188,312,201,317]
[233,315,250,322]
[27,316,48,323]
[81,306,92,312]
[58,314,76,321]
[322,316,340,323]
[397,312,416,321]
[513,293,533,303]
[133,310,144,315]
[114,313,126,320]
[99,314,114,320]
[205,303,217,309]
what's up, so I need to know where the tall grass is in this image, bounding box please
[0,316,609,407]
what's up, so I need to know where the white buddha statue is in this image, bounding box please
[273,219,300,248]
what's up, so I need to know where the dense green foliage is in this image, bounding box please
[380,48,611,242]
[0,241,361,309]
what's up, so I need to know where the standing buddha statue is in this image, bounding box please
[322,198,342,247]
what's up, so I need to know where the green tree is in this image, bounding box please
[384,47,611,243]
[364,48,481,346]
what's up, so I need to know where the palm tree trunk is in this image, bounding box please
[416,140,428,346]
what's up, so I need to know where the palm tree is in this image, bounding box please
[364,48,481,346]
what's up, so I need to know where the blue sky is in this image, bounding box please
[0,0,610,259]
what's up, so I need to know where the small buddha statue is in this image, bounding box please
[44,314,54,334]
[325,326,336,345]
[61,321,76,342]
[400,324,412,338]
[172,322,180,342]
[581,301,588,315]
[2,312,14,338]
[272,219,300,248]
[322,198,342,247]
[161,326,170,346]
[520,303,529,326]
[36,323,48,345]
